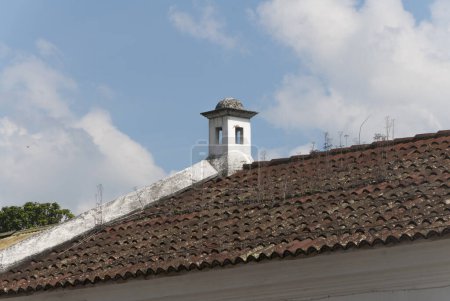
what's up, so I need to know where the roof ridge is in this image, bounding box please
[244,130,450,170]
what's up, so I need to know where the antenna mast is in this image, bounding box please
[358,115,371,144]
[338,131,343,148]
[95,184,103,226]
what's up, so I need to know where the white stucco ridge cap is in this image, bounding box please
[0,159,219,273]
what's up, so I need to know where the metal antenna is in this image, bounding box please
[323,132,332,151]
[374,133,385,142]
[358,115,371,144]
[385,116,390,140]
[95,184,103,226]
[392,119,395,139]
[344,134,349,147]
[134,186,145,211]
[338,131,343,148]
[260,150,267,161]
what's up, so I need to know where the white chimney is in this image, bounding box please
[201,98,258,175]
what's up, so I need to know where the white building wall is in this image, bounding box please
[208,117,226,157]
[207,115,253,175]
[9,238,450,301]
[207,116,252,159]
[225,116,252,157]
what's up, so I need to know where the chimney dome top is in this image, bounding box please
[216,98,244,110]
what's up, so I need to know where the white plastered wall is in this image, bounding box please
[207,115,253,175]
[208,116,227,157]
[225,116,252,158]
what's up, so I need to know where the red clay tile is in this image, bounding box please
[0,131,449,295]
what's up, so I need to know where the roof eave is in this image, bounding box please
[201,108,258,119]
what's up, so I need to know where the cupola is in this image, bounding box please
[201,97,258,175]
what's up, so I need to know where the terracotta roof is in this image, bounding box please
[1,130,449,296]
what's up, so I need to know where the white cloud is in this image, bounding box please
[257,0,450,142]
[0,43,10,59]
[169,4,238,49]
[0,43,165,213]
[258,147,284,161]
[0,56,75,120]
[96,84,115,100]
[77,109,164,193]
[36,38,62,59]
[289,142,315,156]
[260,142,316,161]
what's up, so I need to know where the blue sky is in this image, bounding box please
[0,0,448,212]
[0,1,297,166]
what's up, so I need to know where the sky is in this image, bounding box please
[0,0,448,213]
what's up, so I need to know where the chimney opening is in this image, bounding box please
[216,127,223,144]
[235,127,243,144]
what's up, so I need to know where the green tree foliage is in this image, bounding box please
[0,202,74,233]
